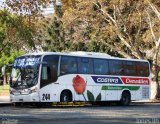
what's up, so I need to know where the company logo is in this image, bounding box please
[91,76,123,84]
[121,77,150,85]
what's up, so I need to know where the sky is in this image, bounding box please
[0,0,54,15]
[0,0,3,8]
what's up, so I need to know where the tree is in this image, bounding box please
[145,1,160,99]
[0,10,36,55]
[4,0,75,52]
[0,50,24,84]
[0,10,35,84]
[3,0,56,52]
[36,4,111,53]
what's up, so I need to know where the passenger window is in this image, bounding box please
[94,59,109,75]
[60,56,77,75]
[42,55,59,71]
[109,60,123,75]
[137,62,149,77]
[124,61,137,76]
[78,58,93,74]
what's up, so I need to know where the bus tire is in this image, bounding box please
[60,90,72,102]
[120,91,131,106]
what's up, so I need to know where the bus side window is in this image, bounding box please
[93,59,109,75]
[78,58,93,74]
[60,56,78,75]
[136,62,149,77]
[61,64,67,74]
[108,60,123,75]
[123,61,136,76]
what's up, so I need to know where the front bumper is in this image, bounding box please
[10,92,39,103]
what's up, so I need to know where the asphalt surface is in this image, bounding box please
[0,103,160,124]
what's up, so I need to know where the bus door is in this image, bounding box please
[39,55,59,102]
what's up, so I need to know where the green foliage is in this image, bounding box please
[0,26,5,47]
[0,50,23,67]
[39,6,111,54]
[61,0,160,59]
[0,10,35,49]
[0,10,36,76]
[0,50,24,75]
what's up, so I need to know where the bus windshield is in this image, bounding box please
[10,55,41,89]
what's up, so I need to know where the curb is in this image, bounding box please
[132,101,160,104]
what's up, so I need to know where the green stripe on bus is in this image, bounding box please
[101,86,140,91]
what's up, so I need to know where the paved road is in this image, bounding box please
[0,103,160,124]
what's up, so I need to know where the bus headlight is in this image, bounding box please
[29,87,38,94]
[10,89,14,94]
[10,89,17,95]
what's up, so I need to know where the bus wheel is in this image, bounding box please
[120,91,131,106]
[60,91,72,102]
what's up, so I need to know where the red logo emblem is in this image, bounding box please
[121,77,150,85]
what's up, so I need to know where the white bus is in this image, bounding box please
[10,51,151,106]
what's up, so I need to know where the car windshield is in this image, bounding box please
[10,55,41,89]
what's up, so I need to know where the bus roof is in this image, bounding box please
[22,51,111,57]
[22,51,149,62]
